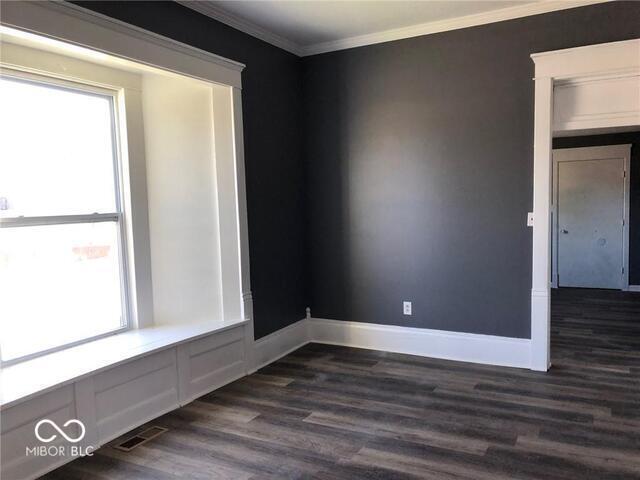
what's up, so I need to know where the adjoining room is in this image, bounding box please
[1,1,639,479]
[550,132,640,375]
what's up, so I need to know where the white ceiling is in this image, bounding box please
[211,1,534,45]
[178,0,610,56]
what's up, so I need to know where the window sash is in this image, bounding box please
[1,68,121,105]
[0,220,131,367]
[1,69,124,219]
[0,212,120,228]
[0,71,132,365]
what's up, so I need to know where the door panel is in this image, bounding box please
[557,158,624,289]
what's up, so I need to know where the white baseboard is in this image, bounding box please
[308,318,531,369]
[251,316,532,375]
[251,318,309,373]
[628,285,640,292]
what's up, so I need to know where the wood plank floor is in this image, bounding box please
[44,288,640,479]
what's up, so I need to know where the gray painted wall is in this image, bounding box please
[73,1,640,341]
[554,132,640,286]
[302,2,640,338]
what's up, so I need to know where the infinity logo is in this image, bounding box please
[35,419,86,443]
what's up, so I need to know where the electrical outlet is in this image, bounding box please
[403,301,412,315]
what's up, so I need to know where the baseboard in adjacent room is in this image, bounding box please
[628,285,640,292]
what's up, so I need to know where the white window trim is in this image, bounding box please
[0,0,253,368]
[0,1,244,88]
[0,70,134,366]
[1,36,159,334]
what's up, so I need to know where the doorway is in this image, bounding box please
[550,133,639,370]
[529,39,640,371]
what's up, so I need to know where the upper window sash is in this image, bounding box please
[0,67,119,102]
[0,69,124,219]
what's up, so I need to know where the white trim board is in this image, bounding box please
[0,1,245,88]
[178,0,611,57]
[251,318,309,373]
[629,285,640,292]
[251,318,532,371]
[309,318,531,369]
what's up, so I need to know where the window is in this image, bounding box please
[0,72,129,364]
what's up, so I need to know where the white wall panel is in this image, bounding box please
[142,74,224,326]
[554,75,640,133]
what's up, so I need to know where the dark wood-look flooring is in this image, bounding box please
[44,288,640,479]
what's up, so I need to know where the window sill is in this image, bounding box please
[0,318,248,410]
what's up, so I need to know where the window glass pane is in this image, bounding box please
[0,222,124,361]
[0,77,117,217]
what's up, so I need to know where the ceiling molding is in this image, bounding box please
[176,0,303,56]
[300,0,613,56]
[178,0,613,58]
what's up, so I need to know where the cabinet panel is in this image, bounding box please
[177,326,245,404]
[0,386,75,480]
[93,349,178,443]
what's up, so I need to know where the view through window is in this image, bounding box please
[0,74,128,363]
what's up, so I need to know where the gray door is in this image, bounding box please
[557,158,624,289]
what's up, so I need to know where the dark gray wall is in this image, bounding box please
[554,132,640,285]
[72,1,640,341]
[302,2,640,338]
[74,1,307,339]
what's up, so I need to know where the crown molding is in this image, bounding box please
[177,0,613,58]
[300,0,613,56]
[176,0,303,56]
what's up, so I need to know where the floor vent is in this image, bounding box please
[113,426,168,452]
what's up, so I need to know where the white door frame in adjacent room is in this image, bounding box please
[530,39,640,371]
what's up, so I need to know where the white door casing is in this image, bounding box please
[530,39,640,371]
[552,145,631,290]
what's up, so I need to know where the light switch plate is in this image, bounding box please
[403,301,412,315]
[527,212,534,227]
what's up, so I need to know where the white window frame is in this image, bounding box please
[0,69,132,365]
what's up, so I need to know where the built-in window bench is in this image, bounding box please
[0,3,253,479]
[0,319,250,480]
